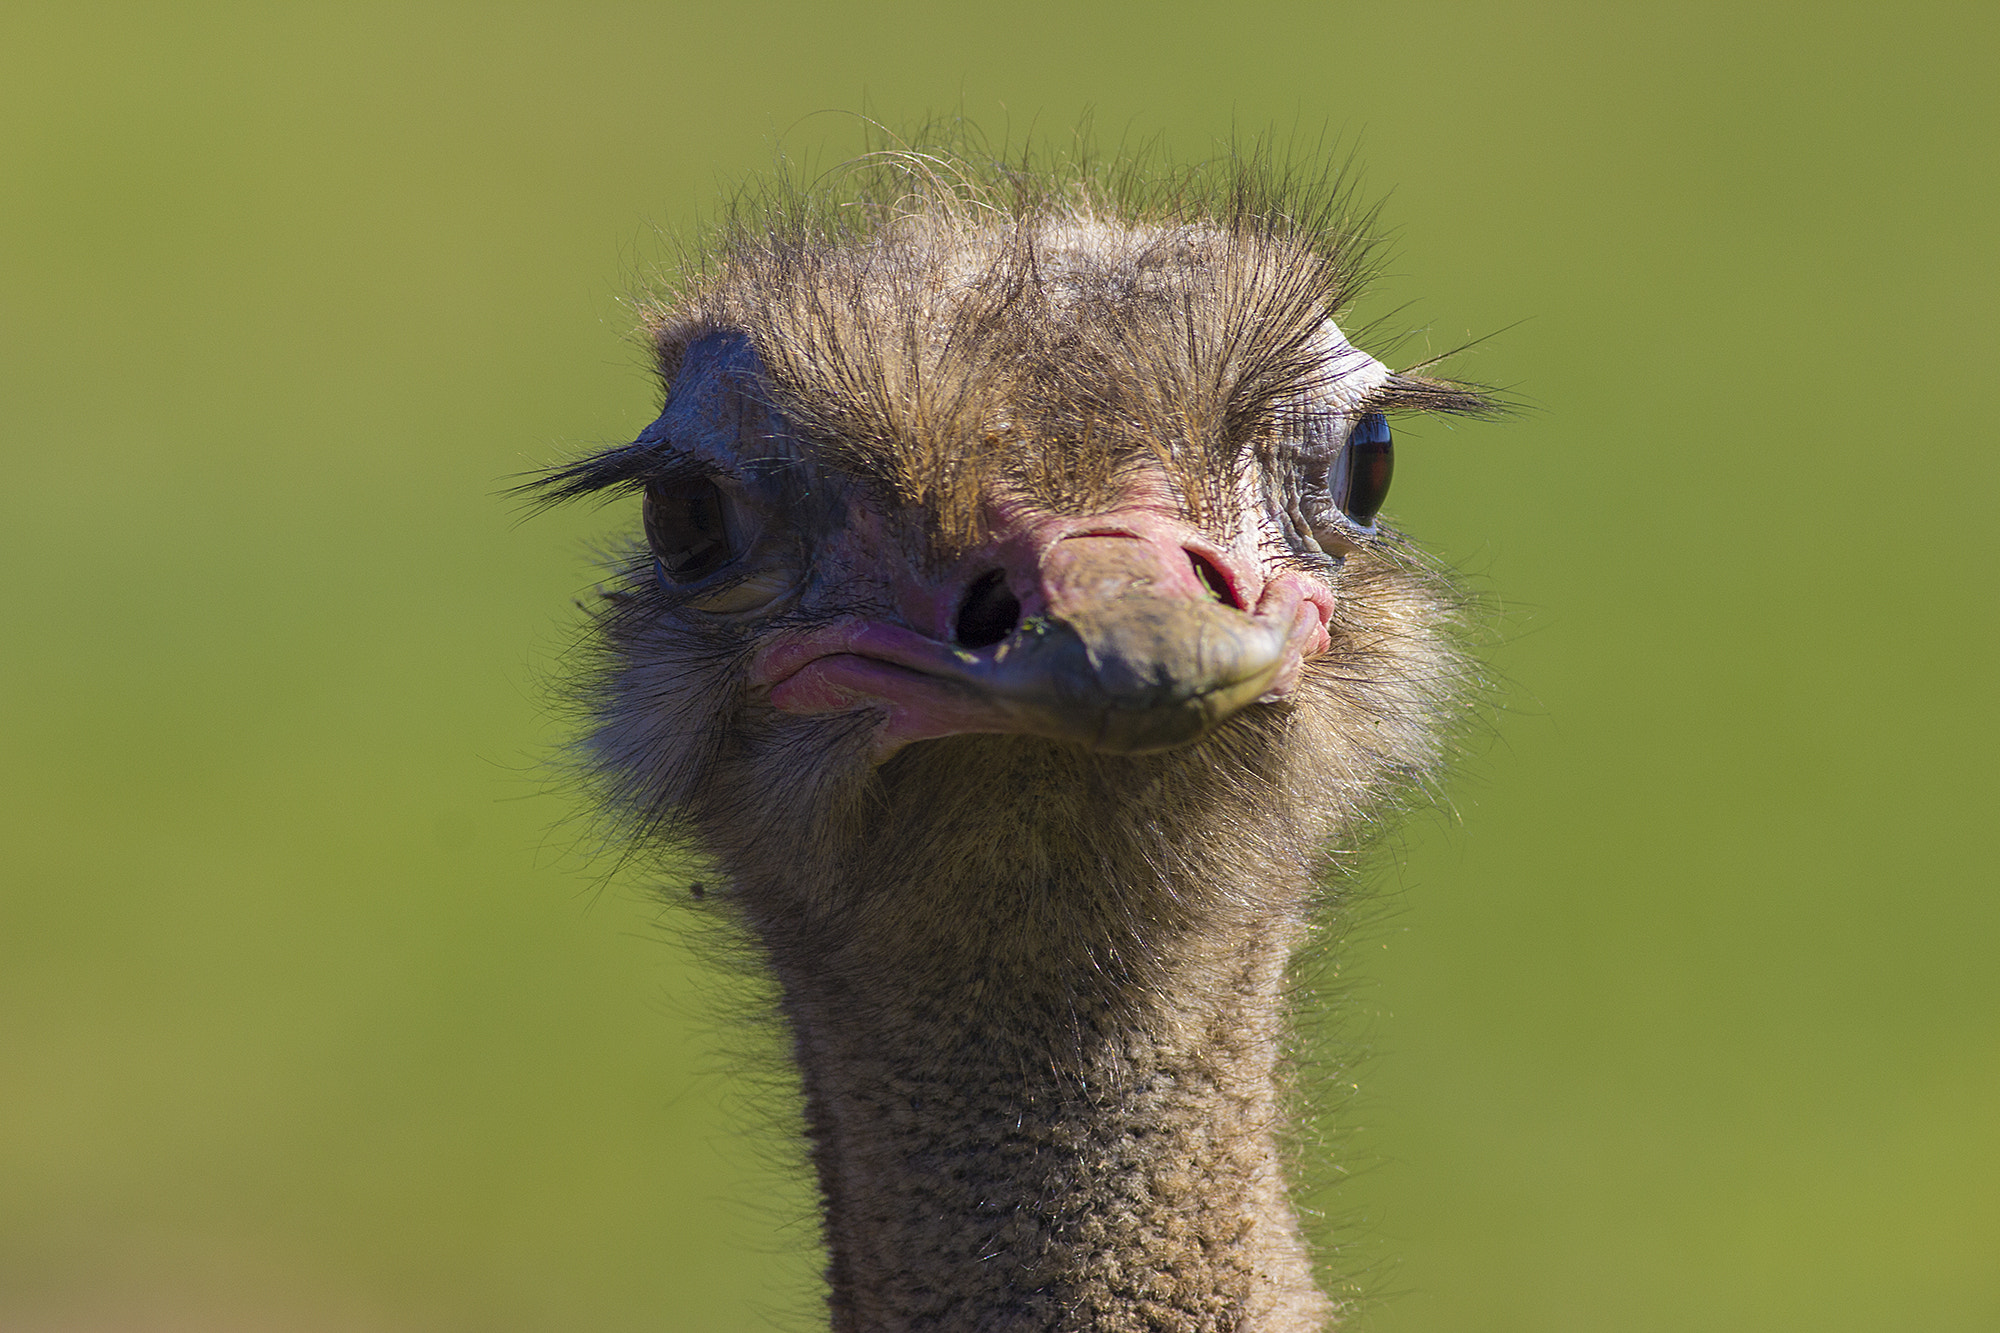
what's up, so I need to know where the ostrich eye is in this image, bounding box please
[643,475,739,581]
[1336,412,1393,527]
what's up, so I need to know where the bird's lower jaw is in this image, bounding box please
[769,651,1289,759]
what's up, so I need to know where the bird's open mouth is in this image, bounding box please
[751,573,1324,759]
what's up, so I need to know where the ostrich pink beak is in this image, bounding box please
[754,506,1334,759]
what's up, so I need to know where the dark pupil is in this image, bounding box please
[644,476,734,581]
[1340,412,1394,526]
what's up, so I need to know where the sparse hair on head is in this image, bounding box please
[538,123,1497,554]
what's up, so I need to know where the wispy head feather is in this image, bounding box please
[598,128,1496,553]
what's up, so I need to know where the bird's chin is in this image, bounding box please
[773,660,1266,759]
[767,655,1065,759]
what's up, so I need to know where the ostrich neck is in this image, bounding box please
[759,851,1334,1333]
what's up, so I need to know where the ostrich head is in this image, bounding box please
[537,147,1493,1331]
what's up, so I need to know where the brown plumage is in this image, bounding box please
[537,140,1495,1332]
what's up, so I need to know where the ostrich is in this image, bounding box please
[535,145,1493,1332]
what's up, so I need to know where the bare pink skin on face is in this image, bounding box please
[752,482,1335,759]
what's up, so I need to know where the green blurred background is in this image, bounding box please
[3,3,1994,1330]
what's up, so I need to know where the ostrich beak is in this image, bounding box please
[971,601,1285,753]
[756,527,1327,759]
[969,537,1291,753]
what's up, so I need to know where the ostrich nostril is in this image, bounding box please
[1189,552,1239,608]
[955,570,1022,648]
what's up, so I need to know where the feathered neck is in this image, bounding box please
[715,731,1346,1331]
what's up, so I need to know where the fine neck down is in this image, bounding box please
[729,735,1344,1333]
[782,923,1331,1333]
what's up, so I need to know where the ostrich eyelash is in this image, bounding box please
[519,440,715,510]
[1358,373,1500,420]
